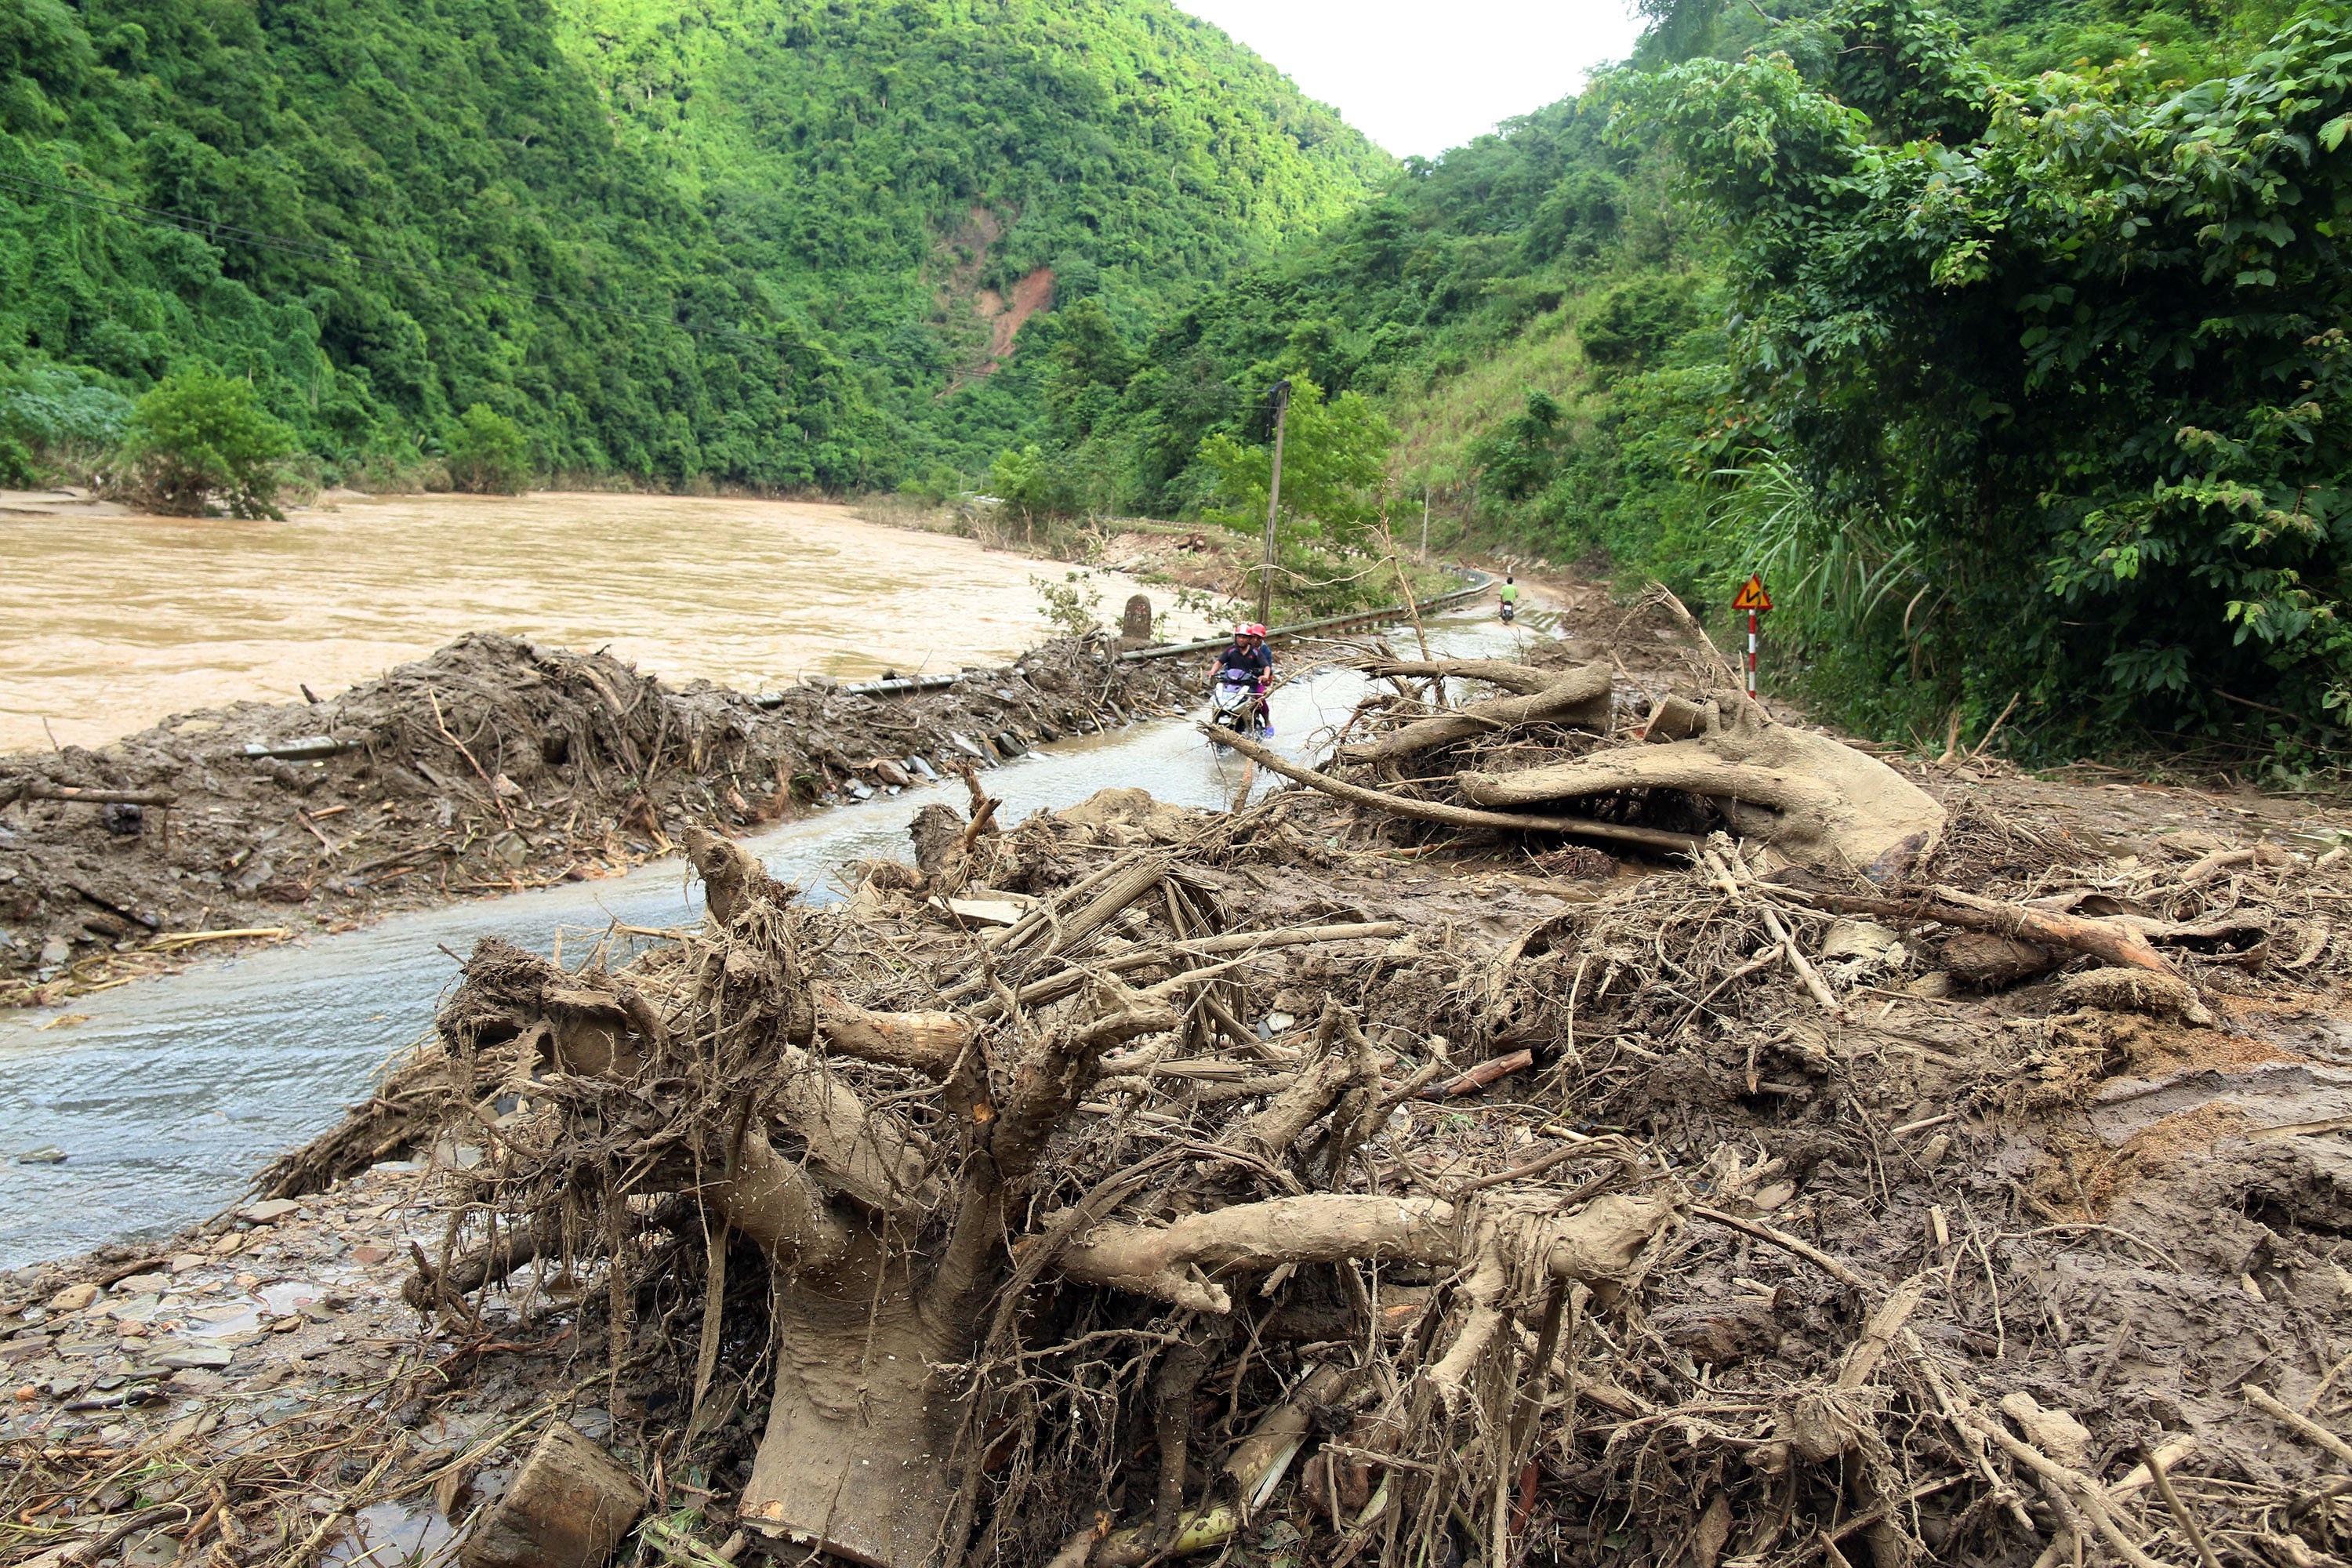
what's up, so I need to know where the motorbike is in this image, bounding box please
[1208,671,1267,745]
[1499,598,1517,624]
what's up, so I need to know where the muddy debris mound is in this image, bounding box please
[9,608,2352,1568]
[0,631,1200,1002]
[1247,608,1948,880]
[13,731,2350,1568]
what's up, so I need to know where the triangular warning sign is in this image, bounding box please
[1731,573,1773,612]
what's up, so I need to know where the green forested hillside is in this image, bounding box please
[1019,0,2352,766]
[549,0,1388,478]
[0,0,1383,489]
[1630,0,2352,757]
[9,0,2347,762]
[1,0,873,487]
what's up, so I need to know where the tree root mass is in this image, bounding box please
[7,611,2352,1568]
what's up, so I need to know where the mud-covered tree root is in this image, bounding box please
[1214,727,1702,853]
[1336,662,1613,765]
[1457,694,1946,880]
[387,823,1683,1568]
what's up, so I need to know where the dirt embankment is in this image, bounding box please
[0,632,1201,1004]
[7,610,2352,1568]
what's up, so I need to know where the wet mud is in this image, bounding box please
[7,605,2352,1568]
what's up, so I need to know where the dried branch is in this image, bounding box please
[1336,665,1611,765]
[1213,728,1702,853]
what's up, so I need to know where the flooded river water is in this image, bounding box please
[0,617,1518,1267]
[0,490,1210,753]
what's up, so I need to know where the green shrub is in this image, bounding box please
[443,405,532,495]
[1579,276,1697,369]
[897,463,965,506]
[987,444,1104,526]
[0,363,132,480]
[1032,570,1105,637]
[0,433,34,487]
[117,368,297,519]
[1468,391,1566,504]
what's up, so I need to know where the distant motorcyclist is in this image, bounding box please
[1498,574,1519,623]
[1210,622,1274,738]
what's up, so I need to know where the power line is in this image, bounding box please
[0,165,855,363]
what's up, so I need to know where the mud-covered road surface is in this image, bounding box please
[8,590,2352,1568]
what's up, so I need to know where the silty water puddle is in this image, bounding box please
[0,619,1526,1266]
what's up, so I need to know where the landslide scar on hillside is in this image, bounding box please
[934,204,1054,390]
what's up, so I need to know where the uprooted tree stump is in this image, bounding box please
[1459,694,1947,880]
[461,1421,644,1568]
[406,825,1682,1568]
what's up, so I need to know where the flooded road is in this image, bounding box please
[0,618,1523,1267]
[0,491,1211,753]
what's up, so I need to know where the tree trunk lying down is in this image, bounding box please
[1214,728,1703,854]
[416,829,1686,1568]
[1355,658,1563,695]
[1460,695,1947,881]
[813,982,970,1076]
[1786,884,2195,988]
[1058,1191,1675,1313]
[1338,663,1612,765]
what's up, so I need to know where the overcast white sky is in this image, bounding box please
[1176,0,1647,159]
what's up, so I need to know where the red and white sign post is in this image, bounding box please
[1731,574,1773,699]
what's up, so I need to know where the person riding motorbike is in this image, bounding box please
[1210,622,1274,738]
[1498,574,1519,624]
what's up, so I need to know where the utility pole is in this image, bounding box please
[1257,379,1292,630]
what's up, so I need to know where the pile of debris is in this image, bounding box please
[6,614,2352,1568]
[1225,608,1950,886]
[0,631,1201,1003]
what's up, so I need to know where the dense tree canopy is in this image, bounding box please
[1628,0,2352,749]
[0,0,1383,491]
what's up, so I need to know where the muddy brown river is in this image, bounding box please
[0,491,1210,753]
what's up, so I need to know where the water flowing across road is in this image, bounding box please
[0,617,1521,1267]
